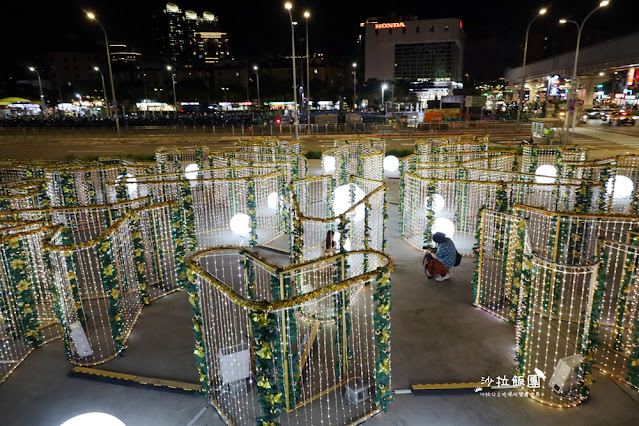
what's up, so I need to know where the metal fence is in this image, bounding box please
[0,121,531,140]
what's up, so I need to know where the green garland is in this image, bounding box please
[471,207,485,306]
[373,269,392,412]
[130,213,150,305]
[627,317,639,387]
[116,168,129,202]
[247,179,258,246]
[95,238,125,354]
[60,170,77,206]
[599,167,612,213]
[613,250,636,351]
[339,155,348,185]
[195,148,204,170]
[179,181,197,251]
[170,203,188,287]
[423,181,436,246]
[382,189,388,252]
[185,269,210,393]
[1,235,42,347]
[515,250,533,374]
[61,229,86,326]
[577,252,608,401]
[291,215,303,263]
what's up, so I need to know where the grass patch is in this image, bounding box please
[488,145,523,156]
[62,152,155,163]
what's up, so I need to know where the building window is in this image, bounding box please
[430,26,434,32]
[375,29,379,36]
[389,29,392,35]
[416,26,420,33]
[394,42,455,81]
[402,27,406,34]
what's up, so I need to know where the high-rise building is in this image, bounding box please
[154,2,230,68]
[364,17,464,83]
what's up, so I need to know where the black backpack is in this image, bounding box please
[454,250,462,267]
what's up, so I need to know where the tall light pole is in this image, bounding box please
[352,63,357,111]
[167,65,178,117]
[381,83,388,111]
[515,7,548,130]
[86,12,120,136]
[93,66,110,117]
[304,10,311,134]
[253,66,261,110]
[285,2,299,140]
[560,0,610,144]
[28,67,45,115]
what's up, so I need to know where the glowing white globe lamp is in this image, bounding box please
[424,193,445,213]
[184,163,200,180]
[333,184,366,222]
[230,213,251,235]
[267,192,280,210]
[333,231,352,251]
[116,173,138,199]
[607,175,634,199]
[383,155,399,172]
[534,165,557,184]
[432,217,455,238]
[323,155,336,173]
[60,413,125,426]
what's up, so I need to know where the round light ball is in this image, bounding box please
[184,163,200,180]
[116,173,138,199]
[229,213,251,236]
[60,413,126,426]
[333,231,352,251]
[383,155,399,172]
[424,193,445,213]
[534,165,557,184]
[607,175,634,199]
[333,184,366,222]
[323,155,336,173]
[267,192,280,210]
[432,217,455,238]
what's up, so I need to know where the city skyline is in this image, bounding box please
[2,0,633,80]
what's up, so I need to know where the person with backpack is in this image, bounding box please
[422,231,460,281]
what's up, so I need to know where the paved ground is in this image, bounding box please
[1,127,638,425]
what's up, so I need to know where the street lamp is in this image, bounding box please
[381,83,389,111]
[86,11,120,136]
[285,2,299,140]
[559,0,611,144]
[167,65,178,116]
[93,66,110,117]
[304,10,311,134]
[515,7,548,130]
[28,67,45,115]
[253,66,261,110]
[352,63,357,111]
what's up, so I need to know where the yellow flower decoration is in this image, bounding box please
[265,393,282,405]
[132,231,142,240]
[139,283,147,291]
[379,276,390,287]
[8,237,19,248]
[256,342,273,359]
[23,306,33,314]
[378,357,390,374]
[68,270,76,280]
[103,264,115,277]
[115,313,122,322]
[17,280,30,292]
[380,328,390,344]
[258,376,271,389]
[252,312,269,327]
[377,303,390,315]
[109,288,119,300]
[194,346,204,358]
[188,293,198,307]
[10,259,26,270]
[100,241,110,252]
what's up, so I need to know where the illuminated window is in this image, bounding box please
[314,69,318,74]
[430,26,434,32]
[445,25,449,31]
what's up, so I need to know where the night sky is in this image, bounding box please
[2,0,634,80]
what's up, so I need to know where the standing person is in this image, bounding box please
[422,232,457,281]
[322,229,337,257]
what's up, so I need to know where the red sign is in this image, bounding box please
[375,22,406,29]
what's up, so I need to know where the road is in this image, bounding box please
[0,121,637,161]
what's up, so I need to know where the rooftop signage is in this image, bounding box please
[374,22,406,29]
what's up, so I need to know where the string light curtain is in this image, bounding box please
[189,247,393,426]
